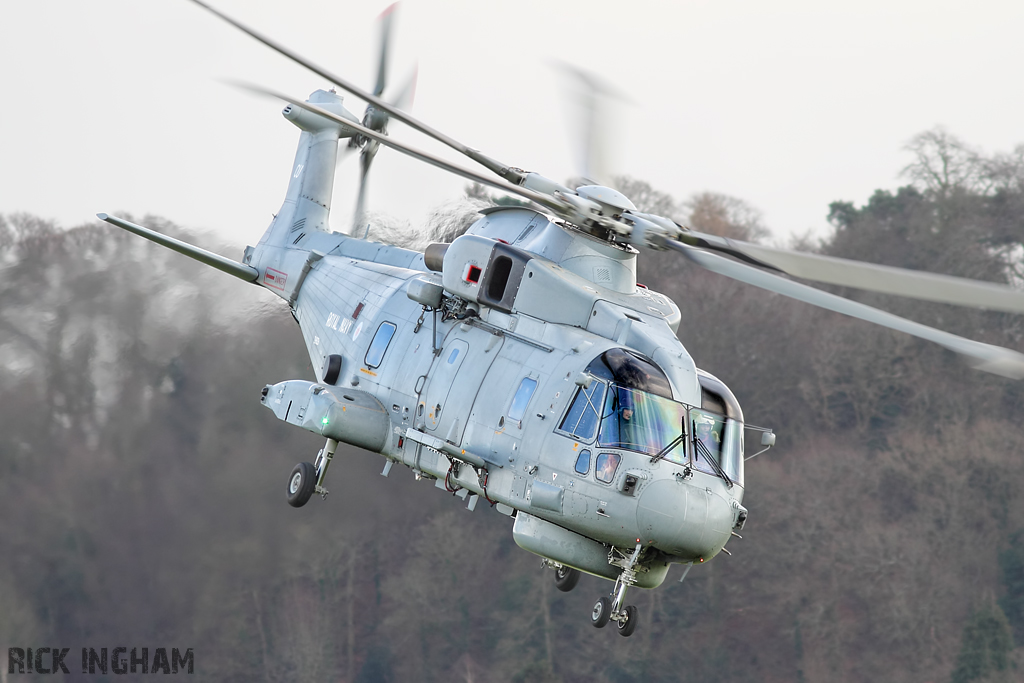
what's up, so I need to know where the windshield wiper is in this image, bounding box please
[694,437,733,488]
[650,428,687,464]
[582,385,603,419]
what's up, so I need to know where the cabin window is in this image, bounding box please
[364,322,397,368]
[574,449,591,475]
[508,377,538,422]
[595,452,621,483]
[559,381,607,442]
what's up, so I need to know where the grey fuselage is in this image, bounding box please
[250,90,747,587]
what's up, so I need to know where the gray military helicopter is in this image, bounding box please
[97,0,1024,638]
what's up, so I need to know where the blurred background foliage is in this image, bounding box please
[2,129,1024,682]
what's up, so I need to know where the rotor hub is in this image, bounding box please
[575,185,636,215]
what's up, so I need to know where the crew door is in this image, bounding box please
[420,330,503,446]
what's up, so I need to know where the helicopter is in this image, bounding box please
[95,0,1024,638]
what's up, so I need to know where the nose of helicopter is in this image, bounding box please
[636,479,733,559]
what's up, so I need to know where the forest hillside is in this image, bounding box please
[1,130,1023,682]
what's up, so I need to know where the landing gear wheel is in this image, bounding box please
[287,462,316,508]
[591,596,612,628]
[554,566,581,592]
[617,605,638,637]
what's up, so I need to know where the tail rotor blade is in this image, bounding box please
[232,82,562,214]
[352,143,378,234]
[389,64,418,113]
[373,3,397,97]
[354,4,402,232]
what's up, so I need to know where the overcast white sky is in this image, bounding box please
[2,0,1023,249]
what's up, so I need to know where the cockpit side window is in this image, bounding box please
[574,449,591,475]
[696,371,745,486]
[558,381,606,442]
[595,452,621,483]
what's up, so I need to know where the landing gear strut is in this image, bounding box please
[286,438,338,508]
[591,542,642,637]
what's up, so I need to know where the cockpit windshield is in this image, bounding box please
[691,408,726,476]
[593,388,743,486]
[597,386,688,465]
[558,349,745,487]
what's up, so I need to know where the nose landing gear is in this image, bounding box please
[591,542,643,637]
[286,438,338,508]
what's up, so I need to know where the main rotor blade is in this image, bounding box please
[679,231,1024,314]
[233,82,560,213]
[187,0,523,184]
[667,240,1024,379]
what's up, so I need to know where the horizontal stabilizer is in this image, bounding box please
[97,213,259,282]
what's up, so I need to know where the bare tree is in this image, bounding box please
[902,127,991,198]
[686,191,769,242]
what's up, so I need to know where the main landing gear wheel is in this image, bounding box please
[591,596,612,628]
[616,605,638,637]
[287,462,316,507]
[554,566,581,592]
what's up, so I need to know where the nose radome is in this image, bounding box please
[636,479,731,559]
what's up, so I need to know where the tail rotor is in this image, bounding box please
[348,3,416,235]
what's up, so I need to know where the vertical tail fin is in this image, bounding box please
[98,90,365,302]
[257,89,358,249]
[245,89,360,300]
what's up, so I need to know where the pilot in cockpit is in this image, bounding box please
[694,413,722,459]
[616,392,639,449]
